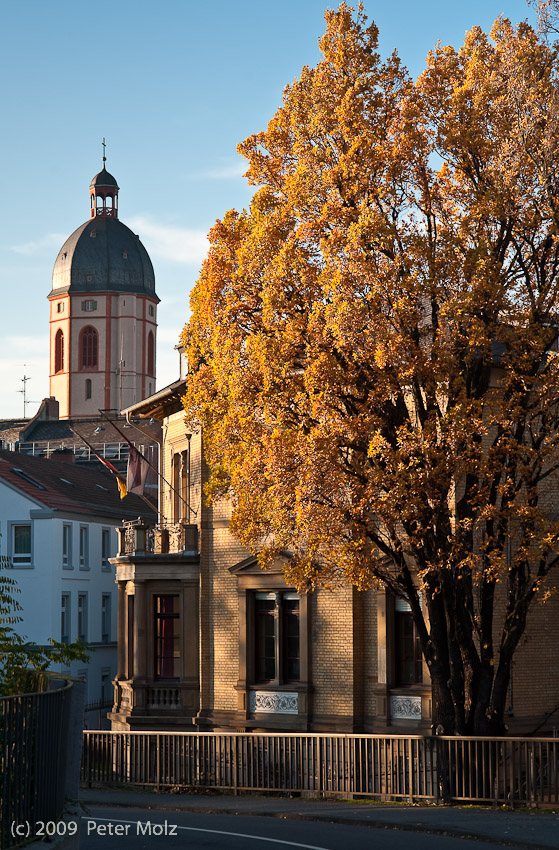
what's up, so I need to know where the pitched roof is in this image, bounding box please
[23,416,162,447]
[122,379,186,420]
[0,413,161,453]
[0,449,156,521]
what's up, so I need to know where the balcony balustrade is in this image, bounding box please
[117,519,198,557]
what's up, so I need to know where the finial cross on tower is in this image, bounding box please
[102,137,106,165]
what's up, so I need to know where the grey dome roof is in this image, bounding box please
[50,216,158,299]
[90,168,119,188]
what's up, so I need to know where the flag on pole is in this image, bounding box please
[127,444,150,496]
[97,455,128,499]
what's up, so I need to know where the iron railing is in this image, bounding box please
[1,684,72,849]
[118,519,198,556]
[15,441,131,460]
[82,730,559,806]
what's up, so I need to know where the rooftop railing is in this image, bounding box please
[14,441,130,460]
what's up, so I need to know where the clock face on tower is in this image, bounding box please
[48,162,159,419]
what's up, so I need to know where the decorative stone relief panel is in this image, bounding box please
[249,691,298,715]
[390,694,422,720]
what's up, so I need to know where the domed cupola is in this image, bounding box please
[50,148,156,298]
[89,161,119,219]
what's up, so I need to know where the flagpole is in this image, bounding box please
[97,409,195,520]
[68,425,160,515]
[70,426,161,518]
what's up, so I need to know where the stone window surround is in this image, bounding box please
[118,575,199,688]
[229,556,311,728]
[375,589,431,727]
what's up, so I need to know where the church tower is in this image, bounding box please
[48,154,159,419]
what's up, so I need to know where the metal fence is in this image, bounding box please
[15,441,131,460]
[1,684,72,849]
[82,730,559,806]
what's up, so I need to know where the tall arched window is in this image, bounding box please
[147,331,155,377]
[54,329,64,373]
[80,326,98,369]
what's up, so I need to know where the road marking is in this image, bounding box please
[83,816,332,849]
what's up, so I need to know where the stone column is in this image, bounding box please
[116,580,126,680]
[133,580,147,680]
[181,579,200,715]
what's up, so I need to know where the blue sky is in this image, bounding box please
[0,0,537,418]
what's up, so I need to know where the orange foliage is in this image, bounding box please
[183,5,559,734]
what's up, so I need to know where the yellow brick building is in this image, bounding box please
[109,349,559,735]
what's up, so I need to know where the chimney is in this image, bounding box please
[49,448,76,464]
[44,397,60,420]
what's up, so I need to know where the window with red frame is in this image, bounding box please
[54,329,64,373]
[147,331,155,376]
[154,595,180,679]
[80,326,98,369]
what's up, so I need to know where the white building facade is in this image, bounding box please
[0,449,155,711]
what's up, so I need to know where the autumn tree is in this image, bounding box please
[531,0,559,35]
[182,4,559,736]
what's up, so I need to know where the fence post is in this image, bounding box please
[156,734,161,789]
[434,735,441,803]
[233,736,238,796]
[64,680,86,800]
[408,737,414,804]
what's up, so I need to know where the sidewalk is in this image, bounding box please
[80,787,559,849]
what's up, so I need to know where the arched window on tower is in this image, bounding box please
[147,331,155,377]
[54,329,64,373]
[80,326,98,370]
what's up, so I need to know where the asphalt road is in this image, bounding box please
[79,806,513,849]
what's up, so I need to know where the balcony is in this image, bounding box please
[117,518,198,557]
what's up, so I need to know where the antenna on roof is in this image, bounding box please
[18,367,39,418]
[102,137,106,166]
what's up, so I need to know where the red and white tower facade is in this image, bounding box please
[48,158,159,419]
